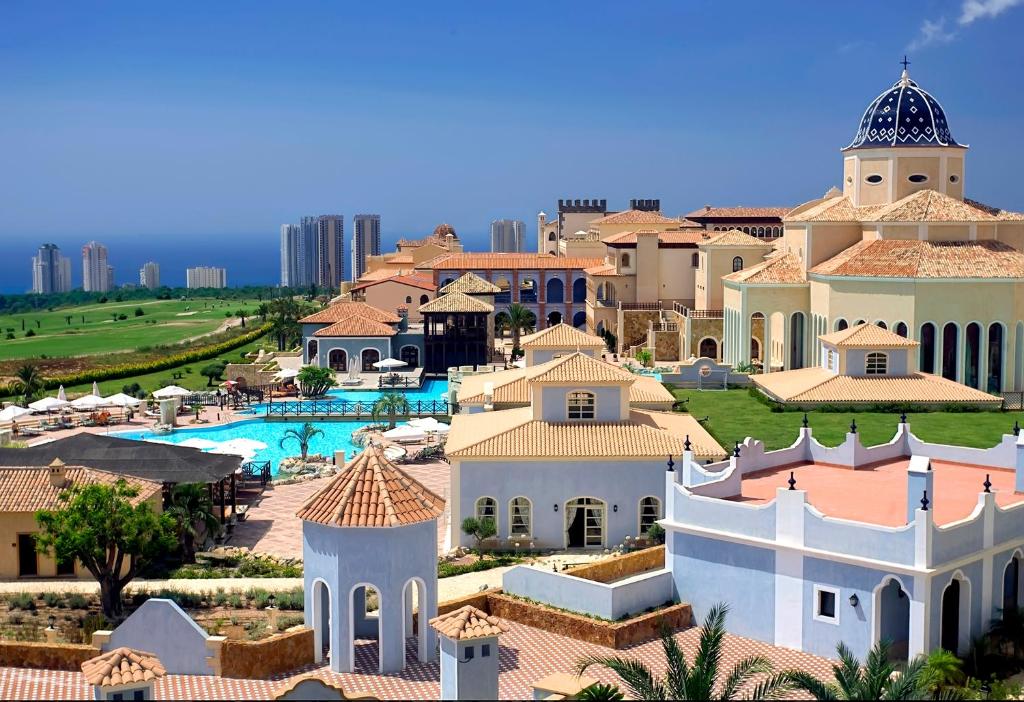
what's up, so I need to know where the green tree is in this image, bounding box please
[255,303,270,322]
[783,640,929,700]
[577,603,792,700]
[200,361,226,386]
[35,481,176,619]
[505,303,536,351]
[235,309,247,328]
[279,422,324,461]
[635,348,653,368]
[12,363,45,401]
[460,516,497,558]
[372,391,411,430]
[919,648,965,697]
[269,297,303,351]
[166,483,220,563]
[577,683,625,701]
[296,365,335,397]
[134,307,145,317]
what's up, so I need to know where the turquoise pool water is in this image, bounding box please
[253,378,449,414]
[116,419,373,476]
[635,369,664,381]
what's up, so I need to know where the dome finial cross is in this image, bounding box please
[900,55,911,71]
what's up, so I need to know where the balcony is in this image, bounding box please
[673,302,723,319]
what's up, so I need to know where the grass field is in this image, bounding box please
[671,386,1024,451]
[0,297,262,360]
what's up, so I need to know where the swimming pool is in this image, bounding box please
[252,378,450,414]
[116,419,373,476]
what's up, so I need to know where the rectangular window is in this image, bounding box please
[866,352,887,375]
[133,691,145,701]
[482,644,491,658]
[567,391,595,420]
[464,645,474,661]
[814,585,840,624]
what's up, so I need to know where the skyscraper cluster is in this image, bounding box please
[351,214,381,281]
[490,219,525,252]
[31,244,73,294]
[280,213,358,289]
[82,241,114,293]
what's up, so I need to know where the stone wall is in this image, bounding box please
[689,318,724,358]
[219,627,314,679]
[621,311,661,351]
[566,546,665,584]
[0,641,99,671]
[651,331,680,362]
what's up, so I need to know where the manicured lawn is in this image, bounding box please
[669,386,1024,451]
[0,297,262,360]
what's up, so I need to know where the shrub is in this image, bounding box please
[24,329,35,337]
[65,593,89,609]
[41,592,64,608]
[117,313,127,321]
[134,308,145,317]
[8,593,36,611]
[276,614,305,631]
[228,593,243,609]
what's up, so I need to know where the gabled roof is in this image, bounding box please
[297,445,445,528]
[723,252,806,285]
[818,323,919,349]
[312,317,398,337]
[349,272,435,293]
[0,461,162,512]
[584,263,618,276]
[439,272,501,295]
[589,210,679,225]
[457,364,673,408]
[699,229,774,248]
[809,239,1024,279]
[520,323,605,349]
[752,367,1001,405]
[602,229,706,247]
[430,606,509,640]
[299,302,401,325]
[528,352,636,384]
[81,647,166,687]
[686,205,789,219]
[429,253,603,271]
[419,291,494,314]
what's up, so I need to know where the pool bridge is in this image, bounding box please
[263,398,451,419]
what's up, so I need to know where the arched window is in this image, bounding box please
[866,352,887,375]
[942,323,959,381]
[419,294,429,305]
[920,322,936,373]
[400,345,419,369]
[732,256,744,272]
[639,496,661,535]
[307,339,318,362]
[988,323,1004,393]
[509,497,531,537]
[328,349,347,371]
[572,278,587,303]
[548,232,556,241]
[835,318,849,332]
[757,226,765,237]
[567,391,595,420]
[965,322,981,389]
[699,337,718,359]
[405,295,412,304]
[361,348,381,371]
[692,253,700,268]
[621,253,631,268]
[546,277,564,303]
[875,320,887,330]
[895,322,908,338]
[790,312,806,369]
[475,497,497,526]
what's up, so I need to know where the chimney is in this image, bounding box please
[48,458,67,488]
[483,382,494,412]
[396,306,409,332]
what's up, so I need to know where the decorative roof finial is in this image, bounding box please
[920,490,930,511]
[900,55,911,71]
[900,55,911,85]
[850,418,858,434]
[733,442,741,458]
[899,411,907,424]
[666,455,675,472]
[684,435,692,451]
[984,474,992,493]
[802,413,809,429]
[1014,420,1020,437]
[788,471,796,491]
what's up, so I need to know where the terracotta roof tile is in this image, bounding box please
[528,353,637,384]
[590,210,680,225]
[809,239,1024,279]
[752,368,1002,405]
[297,445,445,527]
[724,252,806,284]
[0,461,162,512]
[312,317,398,337]
[602,229,706,246]
[520,324,605,349]
[457,366,673,408]
[700,229,774,248]
[429,253,603,271]
[430,606,509,640]
[686,206,789,219]
[873,190,998,222]
[584,263,618,276]
[81,647,165,687]
[818,323,919,348]
[349,273,435,293]
[299,302,401,325]
[419,291,494,314]
[439,272,501,295]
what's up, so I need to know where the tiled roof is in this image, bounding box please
[686,206,789,219]
[724,252,806,285]
[785,195,876,223]
[356,268,409,282]
[81,647,166,687]
[296,445,445,528]
[419,292,494,314]
[457,366,673,408]
[529,352,637,384]
[386,254,416,264]
[752,367,1002,405]
[700,229,774,248]
[349,273,435,293]
[809,239,1024,279]
[0,462,162,512]
[602,230,706,246]
[966,198,1024,221]
[299,302,401,325]
[584,263,618,276]
[439,272,501,295]
[312,317,398,337]
[590,210,679,225]
[629,409,726,458]
[818,323,919,348]
[430,605,509,640]
[429,253,603,271]
[520,324,605,349]
[785,190,1022,224]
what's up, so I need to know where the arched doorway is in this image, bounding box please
[750,338,761,362]
[519,277,537,303]
[349,583,383,673]
[699,337,718,360]
[312,579,331,664]
[1003,554,1021,612]
[419,294,429,305]
[597,282,616,304]
[988,323,1004,393]
[572,311,586,329]
[307,339,319,363]
[874,578,911,662]
[965,322,981,388]
[547,311,562,327]
[400,345,419,369]
[572,278,587,303]
[940,574,970,655]
[494,276,511,304]
[942,323,959,381]
[790,312,806,369]
[920,323,937,374]
[402,577,429,667]
[362,348,381,372]
[895,322,908,338]
[546,277,564,303]
[565,497,605,548]
[328,349,348,372]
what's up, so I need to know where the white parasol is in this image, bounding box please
[382,424,425,441]
[70,394,107,409]
[408,417,450,434]
[56,385,67,401]
[28,396,70,412]
[372,358,407,370]
[103,393,142,408]
[153,385,193,398]
[178,437,221,450]
[0,405,33,422]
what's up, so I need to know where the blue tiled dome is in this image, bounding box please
[846,71,961,150]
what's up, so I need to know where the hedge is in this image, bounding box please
[33,323,273,390]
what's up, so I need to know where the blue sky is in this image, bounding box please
[1,1,1023,289]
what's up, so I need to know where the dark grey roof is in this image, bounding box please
[0,433,239,484]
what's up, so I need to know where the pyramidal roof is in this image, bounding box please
[81,647,166,687]
[430,605,510,640]
[818,323,919,348]
[419,291,495,314]
[439,272,501,295]
[296,445,445,528]
[528,352,637,384]
[519,323,605,349]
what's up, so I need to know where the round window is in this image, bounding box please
[846,176,853,184]
[949,174,960,184]
[865,174,883,184]
[908,174,929,183]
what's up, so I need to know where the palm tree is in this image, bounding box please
[988,606,1024,662]
[279,422,324,461]
[13,363,44,402]
[919,649,965,697]
[166,483,220,563]
[576,603,792,700]
[372,392,411,430]
[255,303,270,322]
[494,311,511,339]
[784,640,930,700]
[506,303,535,351]
[269,297,302,351]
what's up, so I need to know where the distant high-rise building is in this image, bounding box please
[351,214,381,281]
[31,244,72,294]
[82,241,112,292]
[300,216,320,287]
[186,266,227,289]
[139,261,160,289]
[491,219,525,253]
[316,214,344,289]
[280,224,301,287]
